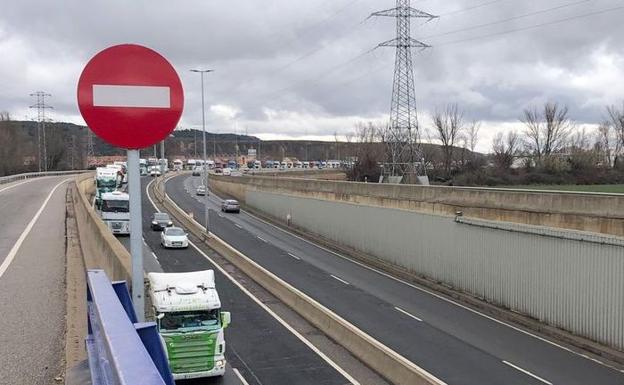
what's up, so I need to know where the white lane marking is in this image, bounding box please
[230,200,621,370]
[330,275,350,285]
[232,368,251,385]
[0,179,69,279]
[503,361,552,385]
[146,179,160,213]
[234,223,243,229]
[143,238,148,246]
[0,179,34,194]
[287,252,301,261]
[93,85,170,108]
[148,177,361,385]
[395,307,422,322]
[188,240,361,385]
[257,236,268,243]
[151,252,159,261]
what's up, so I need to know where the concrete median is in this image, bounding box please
[71,173,132,284]
[151,176,443,385]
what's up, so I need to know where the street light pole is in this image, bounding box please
[190,68,214,236]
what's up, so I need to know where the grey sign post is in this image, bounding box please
[77,44,184,323]
[127,149,144,321]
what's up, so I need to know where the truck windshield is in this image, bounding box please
[102,200,129,212]
[97,179,117,188]
[161,310,219,331]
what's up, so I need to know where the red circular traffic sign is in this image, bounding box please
[77,44,184,149]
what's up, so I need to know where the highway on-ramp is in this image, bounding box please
[165,173,624,385]
[0,176,72,385]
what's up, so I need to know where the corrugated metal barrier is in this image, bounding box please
[247,190,624,351]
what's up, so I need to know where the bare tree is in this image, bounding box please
[597,123,617,167]
[348,122,385,182]
[492,131,520,170]
[521,102,572,163]
[432,103,464,178]
[605,103,624,166]
[0,111,10,121]
[467,120,481,153]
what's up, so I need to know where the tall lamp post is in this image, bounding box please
[190,68,214,235]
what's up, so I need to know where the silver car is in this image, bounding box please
[221,199,240,213]
[196,185,207,196]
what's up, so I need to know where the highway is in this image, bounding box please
[164,173,624,385]
[137,177,363,385]
[0,176,72,385]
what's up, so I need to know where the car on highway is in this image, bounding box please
[160,227,189,248]
[196,185,208,196]
[192,165,204,176]
[150,167,161,177]
[221,199,240,213]
[151,212,173,230]
[222,167,232,176]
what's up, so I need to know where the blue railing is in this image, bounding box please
[86,269,174,385]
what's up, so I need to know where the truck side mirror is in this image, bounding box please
[220,311,231,329]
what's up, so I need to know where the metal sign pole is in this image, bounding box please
[127,149,144,321]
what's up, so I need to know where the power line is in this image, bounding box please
[274,15,369,73]
[435,4,624,47]
[267,0,361,42]
[440,0,511,17]
[260,46,378,101]
[232,0,368,96]
[424,0,591,40]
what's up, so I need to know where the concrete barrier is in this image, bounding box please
[207,174,624,237]
[151,177,443,385]
[71,174,132,284]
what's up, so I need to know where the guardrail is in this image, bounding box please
[151,177,442,385]
[86,269,174,385]
[0,170,90,185]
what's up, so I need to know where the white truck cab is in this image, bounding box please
[148,270,231,380]
[99,191,130,234]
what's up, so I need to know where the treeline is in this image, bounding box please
[347,102,624,186]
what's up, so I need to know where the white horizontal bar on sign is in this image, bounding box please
[92,85,171,108]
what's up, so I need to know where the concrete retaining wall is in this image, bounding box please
[208,175,624,236]
[71,174,131,284]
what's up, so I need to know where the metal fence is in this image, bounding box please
[86,269,173,385]
[0,170,90,185]
[247,190,624,351]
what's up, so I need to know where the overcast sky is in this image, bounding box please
[2,0,624,151]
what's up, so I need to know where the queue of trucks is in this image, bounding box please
[94,160,231,379]
[95,165,130,235]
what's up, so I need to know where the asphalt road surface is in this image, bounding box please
[165,173,624,385]
[138,176,355,385]
[0,176,72,385]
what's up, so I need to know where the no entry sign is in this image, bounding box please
[77,44,184,149]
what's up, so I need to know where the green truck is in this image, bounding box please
[148,270,231,380]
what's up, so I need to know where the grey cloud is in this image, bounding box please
[1,0,624,142]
